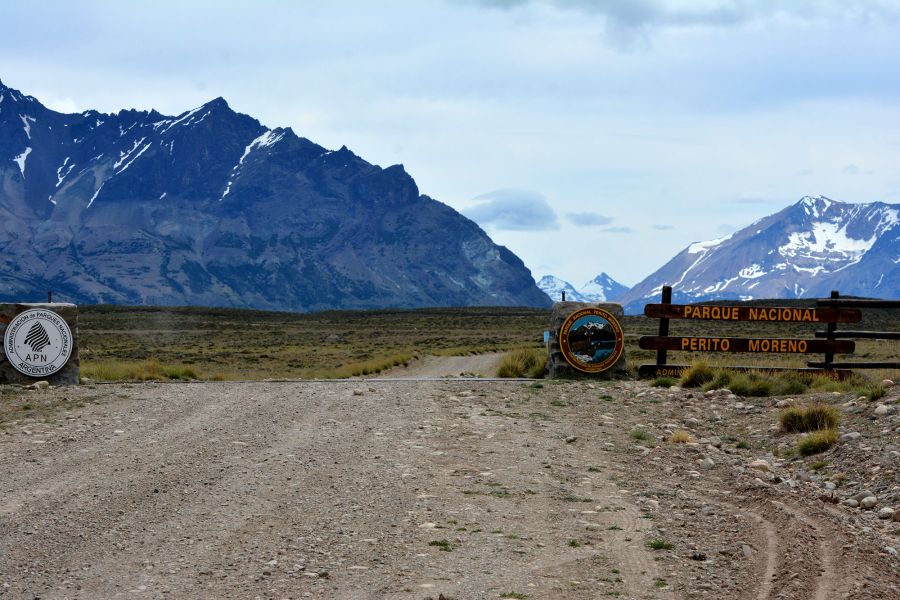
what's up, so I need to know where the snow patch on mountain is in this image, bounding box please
[13,147,31,176]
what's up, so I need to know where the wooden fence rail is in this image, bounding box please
[807,291,900,371]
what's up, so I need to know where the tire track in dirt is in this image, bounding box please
[685,490,848,600]
[770,500,844,600]
[748,508,779,600]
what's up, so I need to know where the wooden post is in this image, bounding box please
[562,290,566,302]
[656,286,672,367]
[48,290,52,303]
[823,290,839,370]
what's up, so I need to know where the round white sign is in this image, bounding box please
[4,309,73,377]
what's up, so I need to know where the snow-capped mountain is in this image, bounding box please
[537,275,587,302]
[537,273,629,302]
[619,195,899,314]
[579,273,630,302]
[0,79,550,310]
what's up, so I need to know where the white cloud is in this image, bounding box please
[463,189,560,231]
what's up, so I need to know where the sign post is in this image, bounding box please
[547,301,627,378]
[1,303,80,385]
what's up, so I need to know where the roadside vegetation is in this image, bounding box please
[496,348,547,378]
[676,362,888,399]
[69,302,898,382]
[78,305,548,381]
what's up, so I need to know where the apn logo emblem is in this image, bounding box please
[24,322,52,353]
[4,309,73,377]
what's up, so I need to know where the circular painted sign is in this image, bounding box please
[4,309,73,377]
[559,307,625,373]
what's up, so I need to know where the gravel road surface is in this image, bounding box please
[1,380,897,599]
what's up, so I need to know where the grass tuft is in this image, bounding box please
[797,429,838,456]
[647,539,673,550]
[779,403,840,432]
[428,539,452,552]
[497,348,546,378]
[670,429,694,443]
[651,376,676,388]
[679,362,716,388]
[630,429,652,442]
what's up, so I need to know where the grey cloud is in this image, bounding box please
[463,189,560,231]
[462,1,900,30]
[566,212,613,226]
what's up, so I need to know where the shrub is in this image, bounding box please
[779,403,840,432]
[807,373,884,400]
[779,406,807,432]
[865,384,886,401]
[670,430,693,443]
[428,539,452,551]
[727,374,773,397]
[630,429,651,441]
[772,371,809,395]
[651,377,676,388]
[680,363,716,388]
[647,539,673,550]
[803,403,840,430]
[797,429,838,456]
[701,370,732,392]
[497,348,546,378]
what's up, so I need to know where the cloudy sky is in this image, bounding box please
[2,0,899,287]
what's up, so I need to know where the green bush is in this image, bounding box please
[497,348,546,378]
[647,539,673,550]
[630,429,654,443]
[779,403,840,432]
[680,363,716,388]
[803,403,841,430]
[797,429,838,456]
[701,370,732,392]
[771,371,809,395]
[727,374,772,397]
[778,406,806,432]
[651,376,676,388]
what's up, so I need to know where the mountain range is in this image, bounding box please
[536,273,629,303]
[0,79,550,310]
[2,79,896,315]
[618,195,899,313]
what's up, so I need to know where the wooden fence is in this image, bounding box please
[637,286,899,379]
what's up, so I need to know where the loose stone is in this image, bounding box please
[860,496,879,509]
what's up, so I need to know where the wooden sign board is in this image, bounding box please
[638,336,855,354]
[637,364,852,380]
[644,304,861,323]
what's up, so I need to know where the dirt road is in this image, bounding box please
[1,380,897,599]
[378,353,505,379]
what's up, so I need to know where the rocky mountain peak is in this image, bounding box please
[0,78,550,311]
[618,195,899,314]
